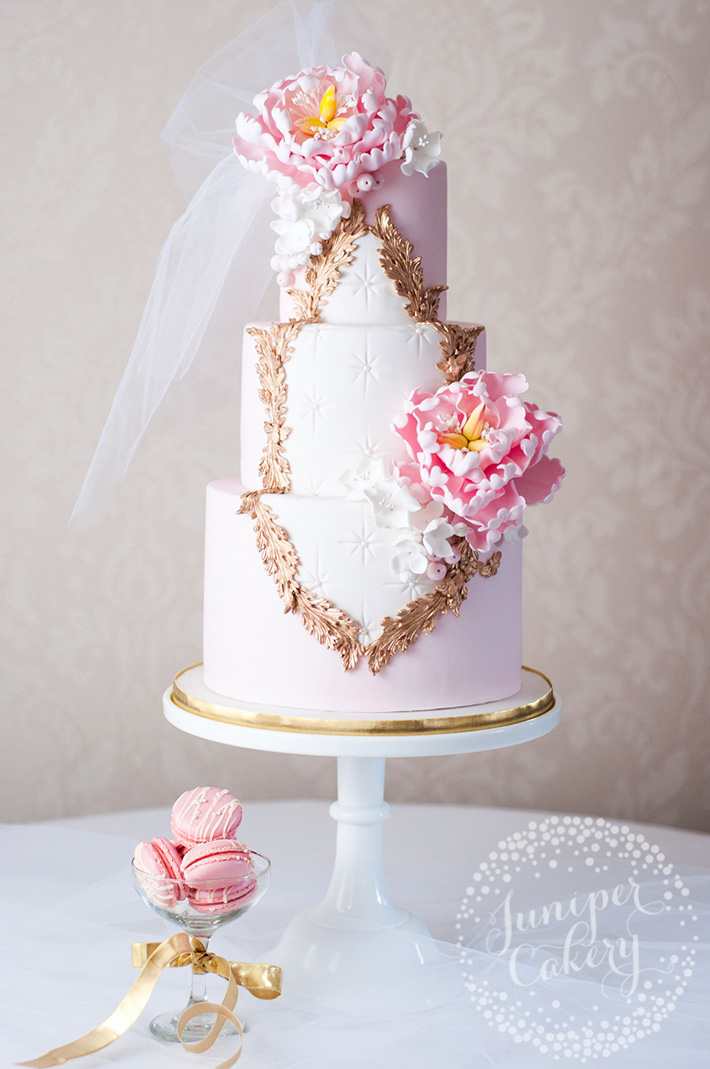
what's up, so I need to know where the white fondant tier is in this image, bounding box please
[203,478,522,713]
[240,323,486,494]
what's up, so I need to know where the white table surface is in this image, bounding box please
[2,802,708,1067]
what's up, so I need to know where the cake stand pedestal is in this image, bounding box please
[164,666,559,1006]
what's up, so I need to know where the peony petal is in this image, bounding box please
[515,456,565,507]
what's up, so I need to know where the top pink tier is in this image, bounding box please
[170,786,243,848]
[279,160,447,322]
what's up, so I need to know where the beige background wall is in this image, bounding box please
[3,0,708,830]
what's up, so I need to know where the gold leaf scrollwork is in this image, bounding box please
[247,321,302,492]
[288,200,369,322]
[240,493,366,670]
[370,204,447,322]
[367,204,482,382]
[293,586,366,672]
[238,491,300,610]
[434,322,485,383]
[366,540,500,675]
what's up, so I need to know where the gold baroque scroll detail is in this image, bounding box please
[288,200,369,322]
[367,541,501,675]
[247,321,302,492]
[434,322,485,384]
[370,204,447,322]
[238,493,366,671]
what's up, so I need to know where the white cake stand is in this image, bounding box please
[164,665,559,1007]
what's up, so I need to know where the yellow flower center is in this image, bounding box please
[437,402,492,453]
[294,85,349,138]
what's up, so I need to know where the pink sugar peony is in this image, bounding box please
[392,371,564,553]
[234,53,418,192]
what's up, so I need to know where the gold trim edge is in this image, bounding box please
[170,665,556,737]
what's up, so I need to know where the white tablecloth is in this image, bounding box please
[2,802,708,1067]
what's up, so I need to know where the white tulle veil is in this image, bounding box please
[71,0,389,527]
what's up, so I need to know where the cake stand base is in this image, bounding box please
[273,754,443,1007]
[164,666,560,1004]
[275,909,442,1010]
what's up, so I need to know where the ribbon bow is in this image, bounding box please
[19,933,282,1069]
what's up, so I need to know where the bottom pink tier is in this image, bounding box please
[203,478,523,714]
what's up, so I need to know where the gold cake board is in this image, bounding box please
[171,664,555,738]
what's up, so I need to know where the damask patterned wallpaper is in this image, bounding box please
[2,0,708,829]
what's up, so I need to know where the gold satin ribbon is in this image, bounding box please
[18,933,282,1069]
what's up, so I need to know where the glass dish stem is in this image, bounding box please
[188,936,210,1012]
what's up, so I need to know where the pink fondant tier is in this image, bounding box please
[278,160,447,322]
[202,477,522,714]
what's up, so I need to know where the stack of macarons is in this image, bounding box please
[134,786,257,915]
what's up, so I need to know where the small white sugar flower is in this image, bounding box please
[401,119,442,177]
[340,457,420,530]
[392,531,430,576]
[300,185,351,234]
[270,183,350,269]
[271,217,317,266]
[420,517,458,560]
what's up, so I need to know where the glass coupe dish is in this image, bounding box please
[131,850,271,1042]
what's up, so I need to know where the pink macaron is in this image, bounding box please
[182,839,253,890]
[171,787,243,849]
[134,836,188,907]
[188,878,258,915]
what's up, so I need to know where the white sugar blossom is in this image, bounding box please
[340,456,420,530]
[420,516,465,561]
[271,217,318,266]
[392,530,430,578]
[401,119,442,177]
[392,505,468,581]
[271,183,351,269]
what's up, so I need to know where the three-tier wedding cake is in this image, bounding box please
[201,53,564,714]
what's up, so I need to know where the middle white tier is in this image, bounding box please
[241,321,486,495]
